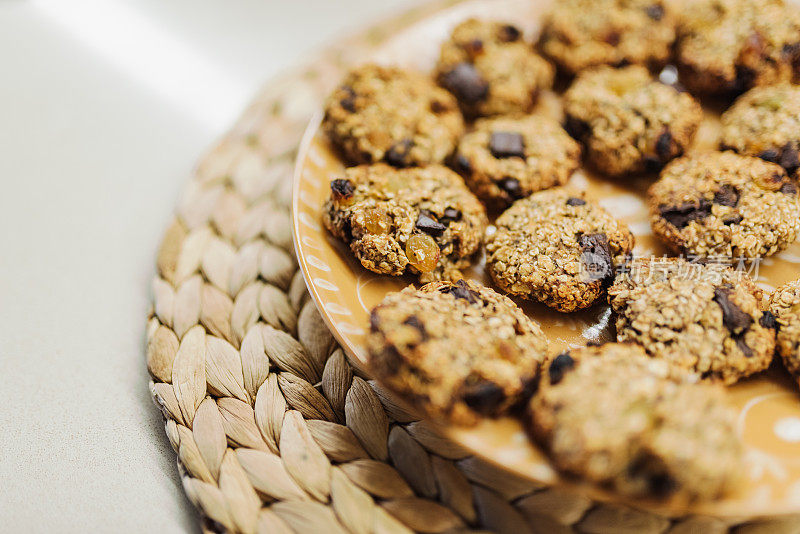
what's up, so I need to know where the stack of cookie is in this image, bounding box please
[320,0,800,503]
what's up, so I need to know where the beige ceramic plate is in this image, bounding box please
[293,0,800,518]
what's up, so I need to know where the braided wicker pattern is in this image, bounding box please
[145,4,800,533]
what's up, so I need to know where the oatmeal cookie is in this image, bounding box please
[721,84,800,178]
[322,164,487,283]
[563,65,703,176]
[323,64,464,166]
[529,343,744,502]
[648,151,800,259]
[676,0,800,94]
[485,188,634,312]
[366,279,549,425]
[453,115,581,210]
[608,257,776,384]
[539,0,676,75]
[768,279,800,385]
[436,19,554,118]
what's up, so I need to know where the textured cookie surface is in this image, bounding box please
[608,257,775,384]
[453,115,581,210]
[676,0,800,94]
[648,151,800,259]
[721,84,800,178]
[563,66,702,176]
[539,0,676,74]
[323,64,464,166]
[768,279,800,385]
[485,188,634,312]
[367,279,549,425]
[436,18,554,117]
[529,343,744,502]
[322,164,487,282]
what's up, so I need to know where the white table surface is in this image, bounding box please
[0,1,411,531]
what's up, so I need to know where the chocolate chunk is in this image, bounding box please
[381,345,405,372]
[783,42,800,58]
[330,178,355,201]
[713,287,753,335]
[722,214,743,226]
[648,473,678,498]
[519,375,540,401]
[498,24,521,42]
[440,207,462,224]
[440,279,480,304]
[564,116,590,140]
[736,336,754,358]
[655,130,674,160]
[759,310,779,330]
[566,197,587,206]
[734,65,756,92]
[455,153,473,175]
[646,3,665,20]
[759,149,780,163]
[462,381,506,415]
[385,138,413,168]
[713,184,739,207]
[779,143,799,176]
[402,316,427,340]
[429,99,451,113]
[605,31,621,46]
[578,233,613,282]
[415,210,447,236]
[203,518,228,534]
[643,155,663,173]
[369,310,381,332]
[339,86,356,112]
[780,181,798,195]
[548,352,575,385]
[403,315,423,329]
[659,200,712,228]
[442,63,489,105]
[464,39,484,58]
[498,177,523,198]
[490,131,525,159]
[341,218,353,242]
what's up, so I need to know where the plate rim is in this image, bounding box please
[289,0,800,517]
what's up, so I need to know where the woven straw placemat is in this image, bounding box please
[145,3,800,533]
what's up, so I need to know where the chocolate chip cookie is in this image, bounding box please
[676,0,800,94]
[539,0,676,75]
[563,65,703,176]
[721,84,800,178]
[648,151,800,259]
[322,164,487,283]
[608,257,776,384]
[768,279,800,386]
[367,279,549,425]
[323,64,464,166]
[485,188,635,312]
[436,18,554,118]
[529,343,743,502]
[452,115,581,210]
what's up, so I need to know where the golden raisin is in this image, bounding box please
[606,70,644,96]
[758,94,784,111]
[406,234,440,273]
[363,208,391,234]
